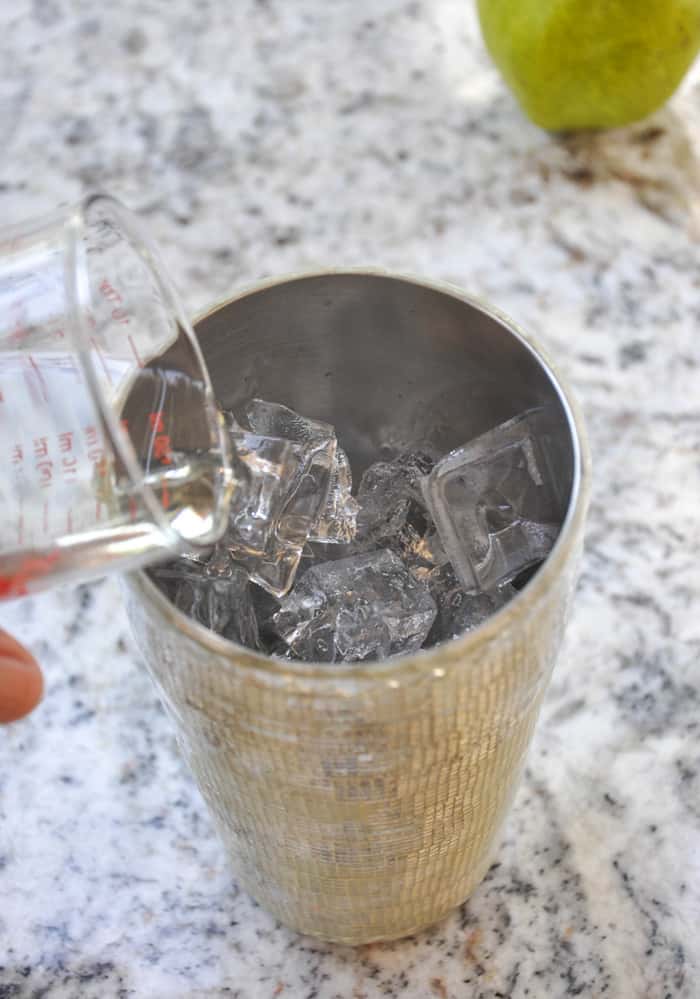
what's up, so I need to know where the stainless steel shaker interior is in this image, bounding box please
[196,271,577,532]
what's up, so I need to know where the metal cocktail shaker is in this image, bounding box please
[126,271,589,944]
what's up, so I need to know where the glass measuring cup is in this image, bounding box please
[0,194,233,598]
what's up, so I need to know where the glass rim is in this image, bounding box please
[130,268,591,684]
[64,192,232,550]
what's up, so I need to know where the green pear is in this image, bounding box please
[477,0,700,130]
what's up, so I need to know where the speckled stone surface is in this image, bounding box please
[1,1,700,996]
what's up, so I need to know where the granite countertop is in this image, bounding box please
[1,1,699,996]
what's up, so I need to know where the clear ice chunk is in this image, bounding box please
[249,581,282,652]
[178,549,212,567]
[355,449,436,544]
[223,401,336,595]
[245,398,333,446]
[268,639,302,662]
[422,409,565,592]
[426,563,515,645]
[150,404,535,658]
[174,575,231,633]
[306,466,445,570]
[225,430,298,556]
[221,399,360,594]
[204,545,237,579]
[218,429,325,597]
[150,548,259,648]
[389,502,449,581]
[229,541,301,600]
[309,445,359,544]
[245,398,357,545]
[273,550,437,663]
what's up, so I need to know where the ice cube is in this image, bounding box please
[277,437,335,544]
[249,581,282,652]
[225,430,299,556]
[150,549,259,648]
[221,430,330,597]
[245,398,334,447]
[178,549,213,567]
[309,445,359,544]
[204,545,236,578]
[174,575,231,633]
[422,409,565,592]
[229,544,300,601]
[240,436,336,594]
[389,501,449,581]
[355,449,436,544]
[306,455,443,566]
[426,563,515,645]
[245,398,357,545]
[268,638,302,662]
[273,550,437,663]
[222,401,338,595]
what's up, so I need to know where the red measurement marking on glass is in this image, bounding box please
[148,412,173,465]
[161,484,170,509]
[95,500,102,522]
[34,437,53,489]
[17,512,24,546]
[85,425,100,449]
[99,278,130,325]
[42,499,49,535]
[128,496,138,522]
[0,552,61,599]
[59,432,77,482]
[85,425,106,477]
[99,278,122,303]
[111,307,129,324]
[153,436,173,463]
[37,462,53,487]
[90,336,114,386]
[27,354,49,403]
